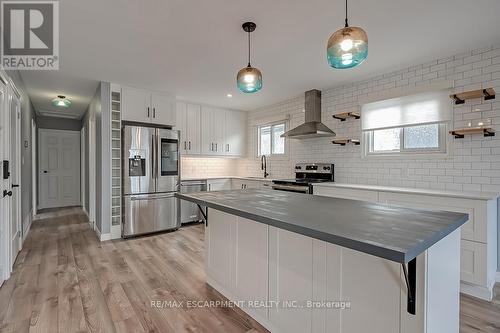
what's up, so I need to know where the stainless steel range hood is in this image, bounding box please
[281,89,336,139]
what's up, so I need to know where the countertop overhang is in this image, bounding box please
[176,189,468,264]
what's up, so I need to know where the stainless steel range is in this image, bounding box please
[272,163,334,194]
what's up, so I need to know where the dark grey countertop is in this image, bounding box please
[176,189,468,264]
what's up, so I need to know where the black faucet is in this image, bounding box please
[261,155,269,178]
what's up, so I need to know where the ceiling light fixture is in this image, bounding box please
[227,93,233,98]
[327,0,368,69]
[51,95,71,108]
[237,22,262,93]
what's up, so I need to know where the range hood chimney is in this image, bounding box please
[281,89,336,139]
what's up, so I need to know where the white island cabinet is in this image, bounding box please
[205,209,460,333]
[314,183,499,301]
[182,189,468,333]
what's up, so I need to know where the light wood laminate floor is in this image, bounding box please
[0,208,498,332]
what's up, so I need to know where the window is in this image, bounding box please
[368,123,446,155]
[361,89,451,157]
[258,122,286,156]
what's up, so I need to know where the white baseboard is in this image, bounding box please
[461,282,493,301]
[100,233,112,241]
[22,209,33,242]
[94,225,112,241]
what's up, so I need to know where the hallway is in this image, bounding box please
[0,208,498,332]
[0,208,266,333]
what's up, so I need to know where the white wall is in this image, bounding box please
[238,43,500,192]
[237,42,500,270]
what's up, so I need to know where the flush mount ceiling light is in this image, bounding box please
[327,0,368,69]
[237,22,262,93]
[51,95,71,108]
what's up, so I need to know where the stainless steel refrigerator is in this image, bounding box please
[122,124,180,237]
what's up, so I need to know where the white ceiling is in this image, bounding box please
[20,0,500,116]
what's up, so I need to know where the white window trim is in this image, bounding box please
[255,120,289,158]
[362,122,452,159]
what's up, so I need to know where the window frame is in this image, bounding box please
[364,122,448,158]
[257,120,287,157]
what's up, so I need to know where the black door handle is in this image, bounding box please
[12,184,19,188]
[43,170,48,173]
[3,190,13,197]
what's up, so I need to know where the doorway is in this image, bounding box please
[9,92,21,265]
[0,77,7,284]
[38,129,81,209]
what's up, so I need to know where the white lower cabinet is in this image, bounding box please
[205,208,460,333]
[231,179,272,190]
[313,186,379,202]
[205,209,232,288]
[207,179,231,191]
[233,217,269,320]
[268,228,314,333]
[460,239,487,285]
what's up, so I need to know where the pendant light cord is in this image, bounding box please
[344,0,349,27]
[247,31,251,67]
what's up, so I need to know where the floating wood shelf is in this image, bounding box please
[450,88,495,105]
[449,127,495,138]
[332,138,361,146]
[332,112,360,121]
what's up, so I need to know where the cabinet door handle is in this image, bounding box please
[188,141,191,150]
[184,141,187,150]
[147,107,150,117]
[215,143,218,152]
[210,143,213,151]
[153,107,156,118]
[226,144,229,152]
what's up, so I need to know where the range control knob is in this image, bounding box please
[295,166,301,170]
[323,166,330,170]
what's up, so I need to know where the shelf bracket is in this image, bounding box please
[483,89,495,101]
[197,204,208,226]
[402,258,417,315]
[332,115,347,121]
[452,94,465,105]
[484,129,495,137]
[450,131,464,139]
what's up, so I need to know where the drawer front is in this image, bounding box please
[313,187,379,203]
[378,192,486,243]
[460,240,487,285]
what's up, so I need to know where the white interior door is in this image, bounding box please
[31,119,37,217]
[88,115,96,227]
[0,78,8,284]
[38,129,81,209]
[9,94,21,265]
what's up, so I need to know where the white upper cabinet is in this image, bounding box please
[176,101,201,155]
[177,101,246,157]
[225,110,246,156]
[201,106,226,156]
[122,86,175,126]
[122,86,151,123]
[186,104,201,154]
[151,92,175,126]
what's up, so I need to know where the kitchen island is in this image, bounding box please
[176,189,468,333]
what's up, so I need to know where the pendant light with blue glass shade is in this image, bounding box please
[237,22,262,93]
[327,0,368,69]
